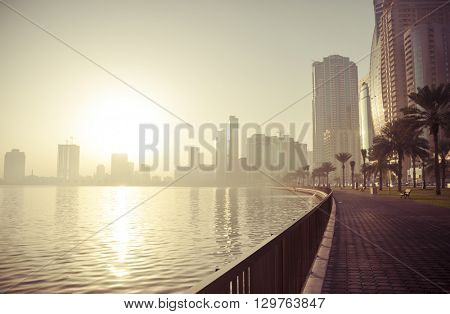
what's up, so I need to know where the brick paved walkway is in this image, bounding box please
[322,190,450,293]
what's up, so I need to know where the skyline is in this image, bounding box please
[1,0,450,301]
[1,113,312,184]
[0,0,374,177]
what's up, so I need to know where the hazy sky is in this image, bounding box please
[0,0,374,176]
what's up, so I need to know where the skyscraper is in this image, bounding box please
[57,144,80,180]
[404,23,450,106]
[312,55,360,175]
[359,78,375,150]
[246,133,308,184]
[215,128,227,184]
[4,149,25,183]
[369,24,385,135]
[370,0,450,132]
[228,116,239,173]
[95,164,106,178]
[111,153,131,184]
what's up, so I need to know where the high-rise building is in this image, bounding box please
[188,146,200,168]
[404,23,450,106]
[369,26,385,135]
[4,149,25,183]
[228,116,239,173]
[246,134,308,182]
[111,154,132,184]
[359,77,375,150]
[57,144,80,180]
[370,0,450,132]
[215,129,227,184]
[312,55,360,175]
[95,164,106,178]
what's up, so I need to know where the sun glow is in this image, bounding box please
[77,89,167,169]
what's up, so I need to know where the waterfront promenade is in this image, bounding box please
[322,190,450,293]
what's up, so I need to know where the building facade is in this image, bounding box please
[111,153,132,184]
[4,149,25,183]
[404,23,450,106]
[57,144,80,180]
[359,78,375,150]
[312,55,360,177]
[370,0,450,133]
[246,133,308,183]
[215,129,227,184]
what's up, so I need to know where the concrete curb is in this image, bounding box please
[302,196,336,294]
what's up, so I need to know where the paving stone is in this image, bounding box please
[321,190,450,294]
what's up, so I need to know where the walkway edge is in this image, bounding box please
[302,196,336,294]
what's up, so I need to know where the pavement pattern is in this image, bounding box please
[322,190,450,294]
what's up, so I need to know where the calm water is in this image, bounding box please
[0,186,319,293]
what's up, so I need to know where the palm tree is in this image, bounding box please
[369,145,389,191]
[402,83,450,195]
[335,152,352,188]
[404,134,430,188]
[439,139,450,188]
[349,161,356,189]
[373,119,410,192]
[317,167,324,186]
[321,162,336,187]
[366,163,377,186]
[387,163,401,188]
[361,149,368,189]
[355,173,362,189]
[360,164,369,187]
[420,154,432,189]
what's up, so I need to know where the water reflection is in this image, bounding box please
[0,186,24,214]
[55,187,79,237]
[0,186,319,293]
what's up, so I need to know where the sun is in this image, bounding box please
[77,88,167,168]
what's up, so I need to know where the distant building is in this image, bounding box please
[4,149,25,183]
[228,116,239,172]
[57,144,80,180]
[215,129,227,184]
[151,175,162,185]
[175,146,215,186]
[359,77,375,150]
[95,164,106,178]
[111,154,132,184]
[307,150,313,168]
[246,133,308,183]
[312,55,360,176]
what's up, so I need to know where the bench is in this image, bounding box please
[400,188,411,199]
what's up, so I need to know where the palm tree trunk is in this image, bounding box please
[342,164,345,188]
[433,131,441,195]
[363,160,366,189]
[412,156,417,188]
[351,170,354,189]
[442,157,446,189]
[398,151,403,192]
[422,161,426,189]
[326,173,329,187]
[379,168,383,191]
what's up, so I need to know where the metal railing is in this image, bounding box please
[190,189,333,294]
